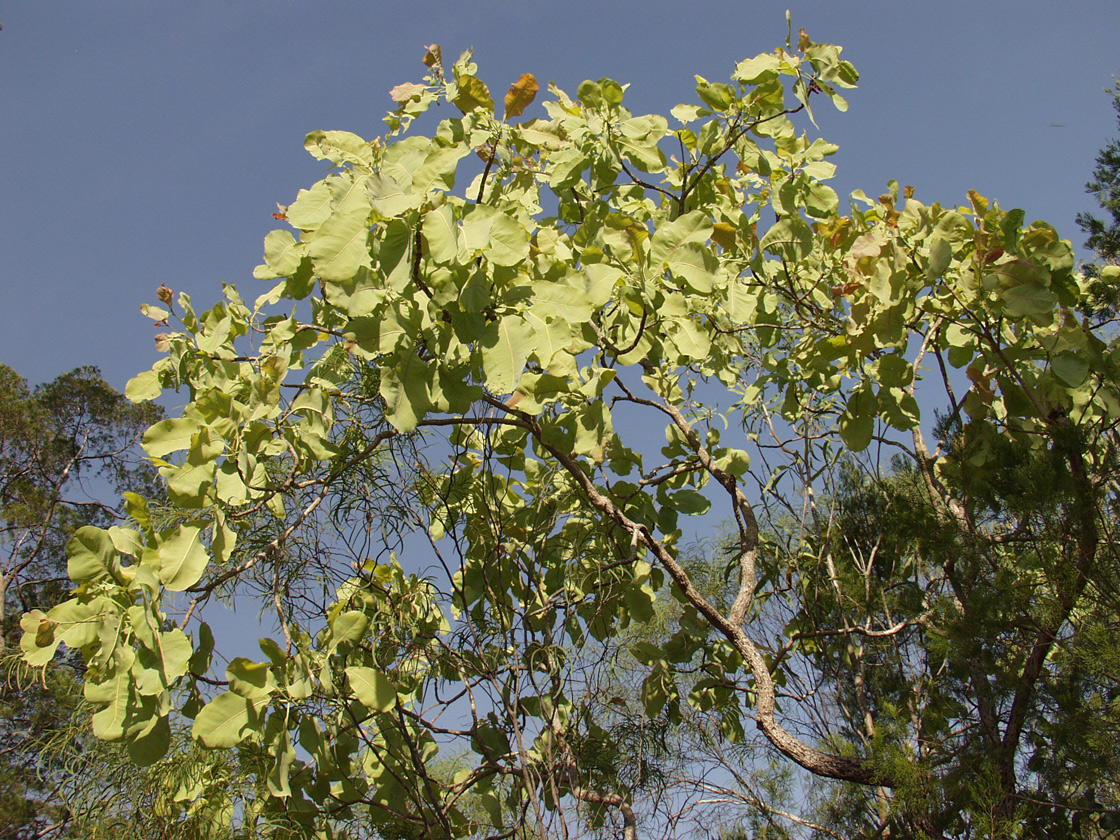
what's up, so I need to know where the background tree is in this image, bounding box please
[0,365,162,837]
[1077,80,1120,269]
[19,30,1120,839]
[1076,80,1120,320]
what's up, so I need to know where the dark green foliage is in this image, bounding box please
[1077,81,1120,317]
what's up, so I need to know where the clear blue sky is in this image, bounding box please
[3,1,1119,391]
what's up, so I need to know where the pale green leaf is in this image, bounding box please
[366,172,420,218]
[227,657,276,699]
[649,211,712,269]
[926,236,952,279]
[839,387,877,452]
[346,666,398,711]
[453,74,494,114]
[328,610,370,654]
[998,281,1058,320]
[734,54,780,83]
[157,523,209,591]
[125,370,161,402]
[671,318,712,360]
[192,691,269,748]
[143,416,201,458]
[666,242,717,294]
[262,229,304,277]
[308,208,372,282]
[422,205,459,264]
[481,315,534,394]
[760,217,813,260]
[67,527,118,583]
[286,181,334,231]
[530,281,594,324]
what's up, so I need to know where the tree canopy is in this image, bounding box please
[19,30,1120,839]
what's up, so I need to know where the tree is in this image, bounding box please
[1078,80,1120,269]
[0,365,161,837]
[20,29,1120,839]
[1076,80,1120,321]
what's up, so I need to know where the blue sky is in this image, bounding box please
[3,1,1119,391]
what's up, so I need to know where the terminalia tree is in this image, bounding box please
[20,29,1120,840]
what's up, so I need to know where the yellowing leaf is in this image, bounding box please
[504,73,539,120]
[453,75,494,115]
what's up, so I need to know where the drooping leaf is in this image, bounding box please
[66,526,118,584]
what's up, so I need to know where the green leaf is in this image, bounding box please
[227,657,276,699]
[67,526,118,583]
[267,726,296,798]
[998,281,1058,320]
[308,207,372,282]
[192,691,269,748]
[530,281,594,325]
[90,667,132,741]
[125,369,161,402]
[642,661,676,717]
[262,229,304,277]
[20,610,61,667]
[159,628,193,681]
[667,488,711,515]
[380,354,432,432]
[1052,351,1089,387]
[839,386,876,451]
[304,130,374,167]
[805,183,839,218]
[734,54,780,83]
[127,716,170,766]
[481,315,534,394]
[583,264,622,307]
[671,318,712,360]
[157,523,209,591]
[461,205,529,267]
[345,666,398,711]
[760,217,813,260]
[143,416,201,458]
[422,205,459,264]
[926,236,952,279]
[328,610,369,654]
[367,172,419,218]
[649,211,712,270]
[286,181,334,231]
[666,242,717,294]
